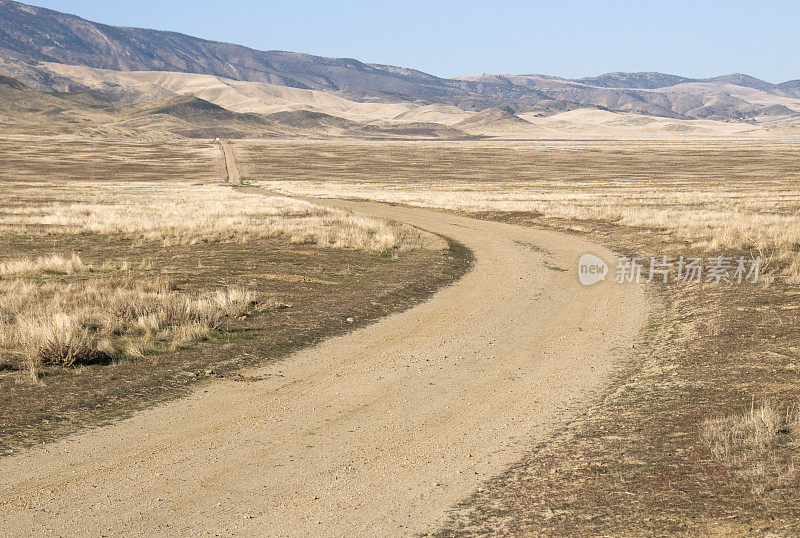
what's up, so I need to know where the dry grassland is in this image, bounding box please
[0,181,438,250]
[3,134,799,529]
[0,136,468,451]
[237,139,800,280]
[0,136,225,183]
[0,259,253,376]
[0,136,441,379]
[704,400,800,496]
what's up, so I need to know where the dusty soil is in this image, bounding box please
[0,200,647,536]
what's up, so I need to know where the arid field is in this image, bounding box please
[0,135,460,450]
[237,139,800,281]
[5,0,800,534]
[2,134,800,534]
[227,138,800,532]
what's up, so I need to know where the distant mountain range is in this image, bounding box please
[1,0,800,136]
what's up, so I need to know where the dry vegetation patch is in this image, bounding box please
[0,253,87,276]
[703,401,800,495]
[0,136,466,453]
[0,235,470,454]
[0,272,253,376]
[0,178,437,377]
[0,136,225,183]
[0,181,439,251]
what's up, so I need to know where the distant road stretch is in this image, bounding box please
[220,140,240,183]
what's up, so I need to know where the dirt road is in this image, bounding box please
[0,200,647,536]
[220,141,241,183]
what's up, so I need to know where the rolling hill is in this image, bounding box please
[0,75,471,139]
[453,107,541,135]
[0,0,468,103]
[1,0,800,138]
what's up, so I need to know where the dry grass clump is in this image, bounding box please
[0,276,253,376]
[703,401,800,494]
[0,182,440,252]
[0,254,88,277]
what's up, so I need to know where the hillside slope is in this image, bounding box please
[0,0,467,103]
[1,0,800,124]
[454,107,541,135]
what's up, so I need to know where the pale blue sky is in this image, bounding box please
[27,1,800,82]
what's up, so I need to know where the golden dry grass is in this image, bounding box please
[0,181,439,252]
[0,269,254,376]
[703,401,800,495]
[0,253,88,277]
[264,183,800,272]
[0,137,443,378]
[0,181,437,377]
[0,138,442,374]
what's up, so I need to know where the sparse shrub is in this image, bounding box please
[0,272,253,376]
[702,400,800,494]
[15,312,103,367]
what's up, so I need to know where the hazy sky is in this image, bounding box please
[27,0,800,82]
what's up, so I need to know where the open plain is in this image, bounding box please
[2,2,800,533]
[0,134,799,535]
[238,138,800,534]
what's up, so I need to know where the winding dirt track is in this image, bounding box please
[0,200,647,536]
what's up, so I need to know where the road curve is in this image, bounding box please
[0,200,648,536]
